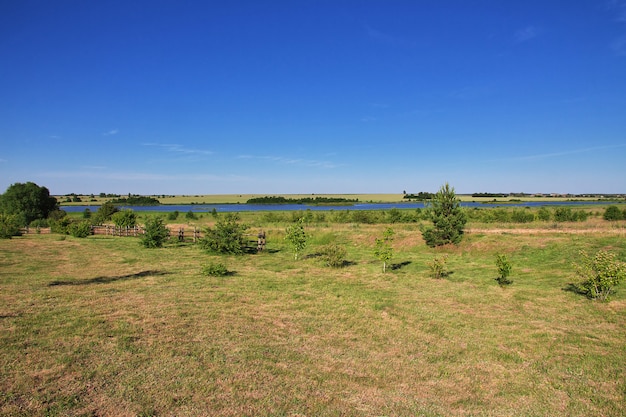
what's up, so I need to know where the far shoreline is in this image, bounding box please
[56,193,625,207]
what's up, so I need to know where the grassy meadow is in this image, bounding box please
[1,214,625,416]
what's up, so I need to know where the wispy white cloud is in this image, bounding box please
[237,154,341,169]
[143,143,213,156]
[513,144,626,161]
[42,169,246,182]
[515,26,540,43]
[103,129,119,136]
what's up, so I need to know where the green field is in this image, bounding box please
[58,194,408,206]
[57,193,616,206]
[1,218,625,416]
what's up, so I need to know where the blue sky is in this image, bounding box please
[1,1,625,195]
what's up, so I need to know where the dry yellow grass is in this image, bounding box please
[1,223,625,416]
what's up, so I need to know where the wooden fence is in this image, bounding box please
[19,226,267,250]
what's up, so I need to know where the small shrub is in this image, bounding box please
[510,208,535,223]
[319,243,347,268]
[537,207,552,222]
[141,217,169,248]
[261,212,285,223]
[167,210,180,221]
[185,210,197,220]
[202,262,230,277]
[29,218,49,228]
[112,209,137,228]
[93,201,118,225]
[374,228,394,273]
[68,221,92,238]
[200,216,248,254]
[604,205,624,221]
[0,214,21,239]
[427,255,448,279]
[50,216,72,234]
[495,253,513,286]
[387,208,404,223]
[574,250,626,301]
[285,218,308,260]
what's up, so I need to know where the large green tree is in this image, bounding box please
[421,182,467,247]
[0,182,59,225]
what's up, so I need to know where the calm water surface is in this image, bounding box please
[61,201,620,213]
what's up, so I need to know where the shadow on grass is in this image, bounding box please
[49,270,170,286]
[431,271,455,280]
[242,246,280,254]
[562,283,589,298]
[391,261,412,270]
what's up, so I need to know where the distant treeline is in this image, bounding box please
[109,196,160,206]
[403,192,434,200]
[471,193,509,198]
[246,196,359,205]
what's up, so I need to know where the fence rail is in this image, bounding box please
[19,225,266,250]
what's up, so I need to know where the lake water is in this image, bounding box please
[61,201,619,213]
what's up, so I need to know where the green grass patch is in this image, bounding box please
[1,225,625,416]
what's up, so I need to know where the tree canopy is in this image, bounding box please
[0,182,59,225]
[421,182,467,247]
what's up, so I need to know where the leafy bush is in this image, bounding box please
[261,212,285,223]
[319,243,347,268]
[510,208,535,223]
[284,218,307,260]
[386,207,403,223]
[0,214,21,239]
[537,207,552,222]
[427,255,448,279]
[167,210,179,221]
[112,209,137,228]
[351,210,380,224]
[574,250,626,301]
[68,221,92,238]
[185,210,197,220]
[553,207,588,222]
[495,254,513,286]
[141,217,169,248]
[29,218,49,228]
[200,215,248,254]
[50,216,72,234]
[202,262,230,277]
[604,205,624,221]
[93,202,119,225]
[374,228,395,273]
[331,210,351,223]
